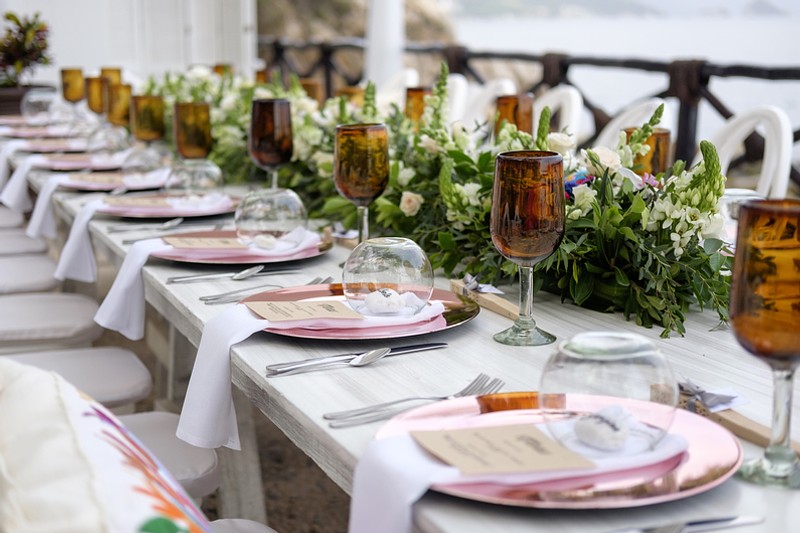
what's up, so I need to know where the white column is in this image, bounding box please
[363,0,405,89]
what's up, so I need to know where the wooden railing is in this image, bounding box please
[258,36,800,187]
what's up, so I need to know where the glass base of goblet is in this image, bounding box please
[737,455,800,489]
[493,319,556,347]
[165,159,223,193]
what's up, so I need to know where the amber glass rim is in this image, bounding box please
[496,150,562,163]
[336,123,386,132]
[739,198,800,214]
[252,98,290,104]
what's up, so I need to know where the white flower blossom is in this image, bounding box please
[582,146,621,175]
[547,132,576,156]
[399,191,424,217]
[572,183,597,215]
[397,166,415,187]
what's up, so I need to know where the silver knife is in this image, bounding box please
[265,342,448,375]
[606,515,764,533]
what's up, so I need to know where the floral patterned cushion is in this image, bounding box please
[0,359,212,533]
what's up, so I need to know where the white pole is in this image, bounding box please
[363,0,405,90]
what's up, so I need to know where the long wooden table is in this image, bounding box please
[25,168,800,532]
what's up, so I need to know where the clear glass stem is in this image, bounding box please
[516,265,536,330]
[270,168,279,189]
[764,368,798,476]
[357,205,369,243]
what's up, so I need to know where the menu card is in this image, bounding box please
[163,236,247,249]
[103,196,170,207]
[411,424,594,476]
[245,301,364,322]
[69,172,124,185]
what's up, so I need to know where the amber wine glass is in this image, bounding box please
[106,83,132,128]
[123,95,168,172]
[731,199,800,488]
[169,102,222,192]
[334,123,389,243]
[490,150,565,346]
[624,127,671,176]
[100,67,122,85]
[494,93,534,137]
[404,86,432,130]
[249,99,293,189]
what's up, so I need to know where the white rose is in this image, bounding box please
[572,183,597,215]
[397,167,415,187]
[220,93,238,113]
[399,191,424,217]
[547,132,575,155]
[419,135,441,154]
[582,146,621,175]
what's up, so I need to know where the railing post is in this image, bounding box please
[443,45,468,76]
[666,60,708,162]
[320,42,334,99]
[541,53,568,88]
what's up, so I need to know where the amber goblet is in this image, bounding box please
[249,98,293,189]
[334,123,390,244]
[60,68,85,104]
[300,78,324,106]
[124,95,169,172]
[731,199,800,488]
[490,150,565,346]
[625,127,671,176]
[100,67,122,85]
[336,86,365,106]
[106,83,132,128]
[404,87,432,129]
[168,102,222,192]
[494,93,534,137]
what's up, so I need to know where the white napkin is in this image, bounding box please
[122,167,171,189]
[0,140,27,188]
[0,154,46,212]
[349,431,688,533]
[177,302,446,450]
[160,227,321,262]
[53,198,104,282]
[26,174,71,239]
[94,238,172,340]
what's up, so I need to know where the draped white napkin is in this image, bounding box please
[53,198,104,282]
[0,154,45,212]
[26,174,71,239]
[349,431,688,533]
[94,238,172,340]
[155,227,321,262]
[0,140,27,189]
[177,302,446,450]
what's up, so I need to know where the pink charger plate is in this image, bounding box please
[96,194,239,219]
[60,171,165,192]
[241,285,480,341]
[376,396,742,509]
[35,153,120,171]
[150,229,329,265]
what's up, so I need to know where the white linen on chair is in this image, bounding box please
[0,140,27,189]
[94,238,173,340]
[53,198,104,282]
[0,254,58,294]
[0,230,48,255]
[26,174,71,239]
[0,155,45,212]
[533,84,584,137]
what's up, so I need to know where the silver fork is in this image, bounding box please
[201,275,334,305]
[324,373,501,421]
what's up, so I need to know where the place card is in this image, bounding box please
[411,424,594,476]
[45,153,91,162]
[163,236,248,249]
[103,196,170,207]
[245,301,364,322]
[68,172,124,185]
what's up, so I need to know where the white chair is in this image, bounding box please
[446,72,469,123]
[0,229,48,255]
[593,97,669,149]
[461,77,517,130]
[0,253,59,293]
[691,105,793,199]
[533,84,584,137]
[0,292,103,354]
[0,206,23,228]
[7,346,152,408]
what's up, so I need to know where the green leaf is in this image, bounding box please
[614,267,630,287]
[138,517,188,533]
[438,232,456,251]
[573,274,594,305]
[702,238,723,254]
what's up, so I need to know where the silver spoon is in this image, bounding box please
[167,265,265,284]
[266,347,391,377]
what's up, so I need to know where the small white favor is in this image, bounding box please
[574,405,632,451]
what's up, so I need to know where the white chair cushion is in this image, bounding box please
[0,230,48,255]
[211,519,280,533]
[6,347,152,408]
[0,206,23,228]
[0,359,213,533]
[0,254,58,293]
[120,411,221,500]
[0,293,103,353]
